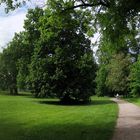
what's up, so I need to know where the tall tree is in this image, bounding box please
[29,8,97,103]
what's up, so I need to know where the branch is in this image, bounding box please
[81,0,86,4]
[63,0,110,11]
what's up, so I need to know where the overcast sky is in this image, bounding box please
[0,0,45,52]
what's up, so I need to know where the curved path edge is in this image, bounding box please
[111,98,140,140]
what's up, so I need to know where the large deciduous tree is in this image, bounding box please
[29,8,97,103]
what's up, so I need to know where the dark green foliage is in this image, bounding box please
[0,54,9,90]
[29,10,97,102]
[0,46,18,94]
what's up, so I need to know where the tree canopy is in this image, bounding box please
[0,0,140,99]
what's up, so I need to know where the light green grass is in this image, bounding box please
[0,94,118,140]
[126,98,140,106]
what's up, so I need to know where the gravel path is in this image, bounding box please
[112,98,140,140]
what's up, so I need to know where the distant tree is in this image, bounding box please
[0,46,18,95]
[106,53,131,96]
[0,53,9,90]
[95,65,109,96]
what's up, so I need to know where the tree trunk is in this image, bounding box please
[13,87,18,95]
[9,85,18,95]
[10,87,13,95]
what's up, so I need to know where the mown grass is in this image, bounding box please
[126,97,140,106]
[0,94,118,140]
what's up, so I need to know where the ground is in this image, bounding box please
[0,94,118,140]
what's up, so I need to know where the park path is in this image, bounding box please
[112,98,140,140]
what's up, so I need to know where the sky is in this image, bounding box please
[0,0,45,51]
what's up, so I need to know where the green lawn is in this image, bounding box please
[0,94,118,140]
[126,98,140,106]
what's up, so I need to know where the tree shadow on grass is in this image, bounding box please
[91,100,114,105]
[16,93,32,97]
[38,99,114,106]
[0,91,32,97]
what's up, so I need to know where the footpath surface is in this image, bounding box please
[112,98,140,140]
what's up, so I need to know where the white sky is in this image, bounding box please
[0,11,26,51]
[0,0,45,51]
